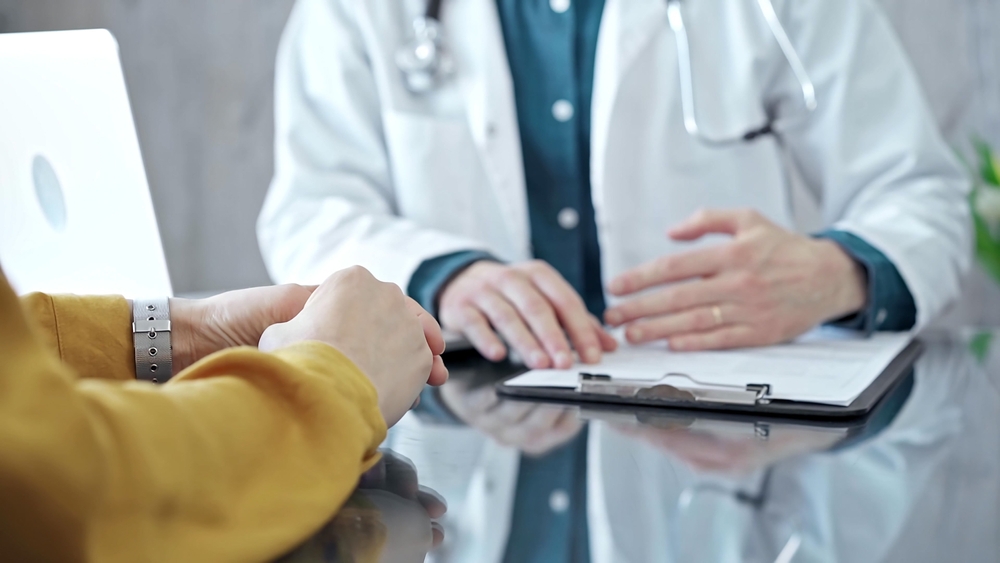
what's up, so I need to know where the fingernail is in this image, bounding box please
[583,347,600,364]
[530,351,548,368]
[609,280,624,294]
[605,310,622,326]
[489,346,506,361]
[555,351,573,367]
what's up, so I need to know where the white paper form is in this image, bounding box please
[502,328,914,407]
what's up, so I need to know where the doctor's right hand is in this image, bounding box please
[438,260,617,369]
[259,266,448,427]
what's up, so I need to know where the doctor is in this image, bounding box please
[260,0,969,365]
[258,0,969,560]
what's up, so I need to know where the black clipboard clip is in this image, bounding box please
[578,372,772,406]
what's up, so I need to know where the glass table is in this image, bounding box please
[278,330,1000,563]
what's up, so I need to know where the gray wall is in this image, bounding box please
[2,0,999,321]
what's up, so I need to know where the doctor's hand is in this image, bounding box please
[259,266,449,427]
[439,260,617,369]
[604,209,867,351]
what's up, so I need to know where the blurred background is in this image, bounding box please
[1,0,999,322]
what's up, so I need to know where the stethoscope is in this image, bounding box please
[396,0,817,147]
[672,468,804,563]
[395,0,454,95]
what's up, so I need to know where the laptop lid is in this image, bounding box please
[0,29,172,298]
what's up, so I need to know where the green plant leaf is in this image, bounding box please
[974,139,1000,186]
[974,212,1000,284]
[969,331,994,363]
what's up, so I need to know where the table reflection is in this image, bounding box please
[277,453,445,563]
[291,331,1000,562]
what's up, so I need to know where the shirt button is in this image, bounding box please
[876,308,888,327]
[550,0,572,13]
[552,99,575,122]
[558,208,580,230]
[549,489,571,513]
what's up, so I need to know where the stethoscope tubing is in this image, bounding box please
[403,0,817,146]
[666,0,816,146]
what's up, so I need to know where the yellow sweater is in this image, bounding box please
[0,268,387,562]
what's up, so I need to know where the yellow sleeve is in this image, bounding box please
[18,292,134,381]
[0,271,387,563]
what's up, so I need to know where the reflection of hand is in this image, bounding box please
[278,452,446,563]
[439,261,617,369]
[440,379,582,456]
[613,424,759,474]
[612,423,842,475]
[170,284,316,371]
[278,491,435,563]
[359,452,447,539]
[259,267,448,426]
[604,209,867,351]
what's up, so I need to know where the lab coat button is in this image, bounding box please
[549,489,571,513]
[552,100,575,122]
[876,308,888,327]
[558,208,580,230]
[550,0,572,13]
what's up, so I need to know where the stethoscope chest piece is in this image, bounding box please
[396,17,455,94]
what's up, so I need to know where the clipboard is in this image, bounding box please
[495,340,924,421]
[504,366,914,446]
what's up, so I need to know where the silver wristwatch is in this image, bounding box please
[132,298,173,383]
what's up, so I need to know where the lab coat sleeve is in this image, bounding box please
[817,230,917,332]
[775,0,972,329]
[258,0,489,287]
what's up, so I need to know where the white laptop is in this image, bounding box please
[0,29,172,298]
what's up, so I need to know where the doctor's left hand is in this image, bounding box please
[604,209,867,351]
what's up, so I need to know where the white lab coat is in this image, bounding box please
[257,0,971,561]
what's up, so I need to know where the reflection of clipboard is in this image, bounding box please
[496,340,923,421]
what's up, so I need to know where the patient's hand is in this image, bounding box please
[258,266,449,426]
[170,283,316,371]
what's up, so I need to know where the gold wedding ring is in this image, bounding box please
[711,305,724,326]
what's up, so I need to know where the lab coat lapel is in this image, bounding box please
[445,0,531,259]
[591,0,668,200]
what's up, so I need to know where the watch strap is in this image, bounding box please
[132,298,173,383]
